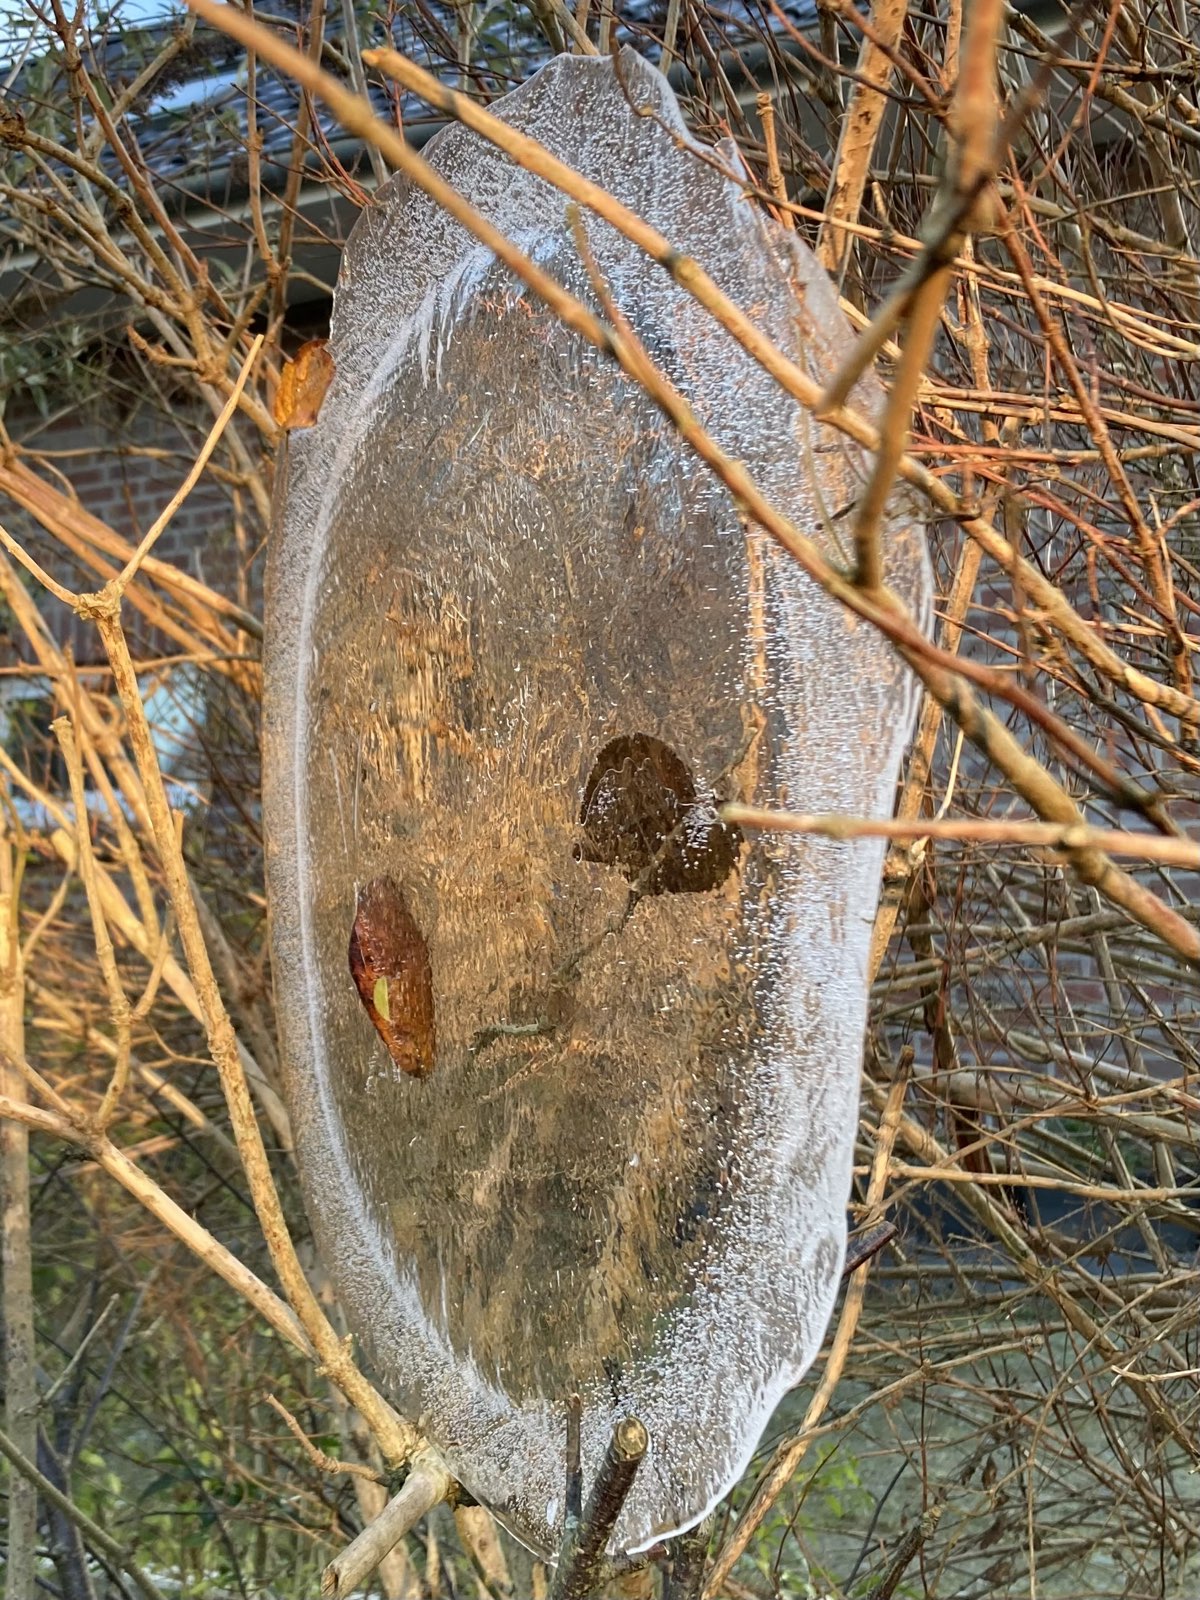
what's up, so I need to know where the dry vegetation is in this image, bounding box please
[2,0,1200,1595]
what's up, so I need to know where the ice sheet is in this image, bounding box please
[262,49,931,1557]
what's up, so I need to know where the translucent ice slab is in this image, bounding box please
[262,49,930,1557]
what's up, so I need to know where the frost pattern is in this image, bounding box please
[262,51,932,1557]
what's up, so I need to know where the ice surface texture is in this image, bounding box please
[262,50,931,1557]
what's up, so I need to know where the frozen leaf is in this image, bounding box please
[262,50,931,1558]
[348,875,437,1080]
[576,733,743,895]
[272,337,335,429]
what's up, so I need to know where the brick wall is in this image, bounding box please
[3,303,333,667]
[6,390,258,668]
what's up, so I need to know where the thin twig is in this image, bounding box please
[845,0,1002,590]
[263,1392,386,1483]
[111,334,264,600]
[724,805,1200,867]
[756,91,793,229]
[818,0,912,282]
[862,1504,944,1600]
[52,716,133,1129]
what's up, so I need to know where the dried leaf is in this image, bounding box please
[577,732,742,894]
[272,338,335,429]
[0,104,26,146]
[348,875,436,1078]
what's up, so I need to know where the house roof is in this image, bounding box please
[3,0,823,203]
[0,0,1073,324]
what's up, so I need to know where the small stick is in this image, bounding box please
[863,1504,943,1600]
[538,0,598,55]
[35,1295,119,1413]
[662,1517,711,1599]
[339,0,387,187]
[321,1453,451,1599]
[111,334,264,599]
[660,0,682,75]
[574,0,592,50]
[722,803,1200,870]
[843,1221,897,1276]
[565,1393,584,1525]
[549,1417,649,1600]
[263,1392,385,1483]
[52,715,132,1129]
[756,92,793,230]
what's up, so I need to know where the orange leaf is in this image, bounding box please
[272,338,335,429]
[348,876,437,1079]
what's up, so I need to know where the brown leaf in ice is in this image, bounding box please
[348,875,436,1079]
[272,338,335,429]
